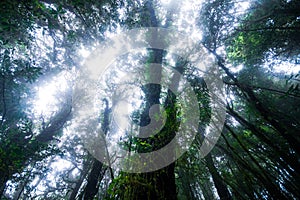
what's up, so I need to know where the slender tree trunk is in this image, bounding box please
[68,159,91,200]
[219,134,290,200]
[12,174,31,200]
[177,167,198,200]
[83,159,104,200]
[210,49,300,156]
[200,177,216,200]
[0,174,9,199]
[205,153,232,200]
[82,99,111,200]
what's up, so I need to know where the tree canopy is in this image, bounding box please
[0,0,299,199]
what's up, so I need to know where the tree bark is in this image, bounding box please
[105,1,191,199]
[0,174,9,199]
[82,159,104,200]
[205,153,232,200]
[82,99,111,200]
[68,159,91,200]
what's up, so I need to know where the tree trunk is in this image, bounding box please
[124,48,188,200]
[119,1,183,199]
[82,99,111,200]
[211,50,300,156]
[68,159,91,200]
[205,153,232,200]
[82,159,104,200]
[177,167,198,200]
[200,176,216,200]
[0,174,9,199]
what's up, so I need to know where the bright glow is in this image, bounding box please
[51,157,73,171]
[161,0,172,5]
[273,62,300,74]
[79,46,91,58]
[104,24,122,38]
[237,1,250,13]
[173,0,203,42]
[231,64,244,73]
[33,71,70,117]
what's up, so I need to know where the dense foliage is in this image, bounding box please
[0,0,299,199]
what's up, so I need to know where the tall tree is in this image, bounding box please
[1,0,300,199]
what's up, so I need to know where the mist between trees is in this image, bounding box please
[0,0,299,199]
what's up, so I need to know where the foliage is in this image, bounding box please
[0,0,300,199]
